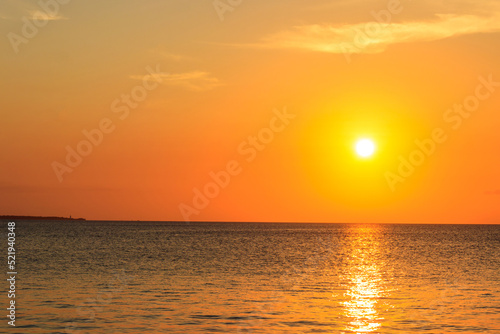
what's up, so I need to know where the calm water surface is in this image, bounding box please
[4,221,500,333]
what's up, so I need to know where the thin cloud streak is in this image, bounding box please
[131,71,223,92]
[0,0,69,21]
[29,10,68,21]
[255,13,500,54]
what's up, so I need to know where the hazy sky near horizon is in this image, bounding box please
[1,0,499,223]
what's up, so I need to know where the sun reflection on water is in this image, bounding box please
[341,226,384,333]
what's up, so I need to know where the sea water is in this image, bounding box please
[6,221,500,333]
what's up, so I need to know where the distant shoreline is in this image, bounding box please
[0,215,86,221]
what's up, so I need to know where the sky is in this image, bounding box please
[1,0,499,223]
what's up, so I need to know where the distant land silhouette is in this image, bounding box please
[0,215,86,221]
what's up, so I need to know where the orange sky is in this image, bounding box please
[1,0,499,223]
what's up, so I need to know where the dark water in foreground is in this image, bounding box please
[3,221,500,333]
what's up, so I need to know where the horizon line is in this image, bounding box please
[1,215,498,225]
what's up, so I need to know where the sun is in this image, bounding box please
[355,138,376,158]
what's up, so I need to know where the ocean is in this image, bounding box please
[5,221,500,333]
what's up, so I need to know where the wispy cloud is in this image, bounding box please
[131,71,222,92]
[254,13,500,54]
[159,71,222,91]
[29,10,68,21]
[0,0,69,21]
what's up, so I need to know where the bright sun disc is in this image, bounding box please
[355,139,376,158]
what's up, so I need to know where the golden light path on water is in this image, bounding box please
[341,226,384,333]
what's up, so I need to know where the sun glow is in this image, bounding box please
[355,139,376,158]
